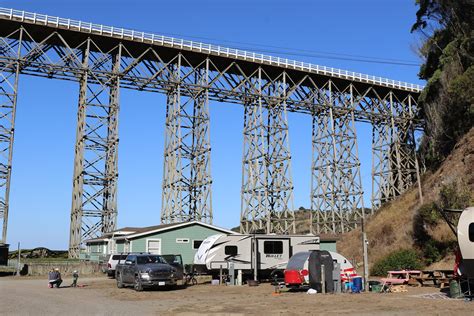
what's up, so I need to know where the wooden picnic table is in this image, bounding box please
[412,269,453,288]
[380,270,422,292]
[387,270,422,279]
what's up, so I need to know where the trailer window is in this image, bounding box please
[264,241,283,254]
[469,223,474,242]
[225,246,238,256]
[193,240,203,249]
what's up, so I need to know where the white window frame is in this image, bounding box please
[176,238,190,244]
[192,239,203,249]
[108,239,116,254]
[146,238,162,254]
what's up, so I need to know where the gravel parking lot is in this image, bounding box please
[1,276,472,315]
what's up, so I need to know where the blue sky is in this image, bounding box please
[1,0,425,249]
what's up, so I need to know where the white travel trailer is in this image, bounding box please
[458,206,474,278]
[194,234,321,278]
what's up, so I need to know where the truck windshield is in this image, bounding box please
[137,255,167,264]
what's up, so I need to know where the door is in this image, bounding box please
[257,239,289,270]
[123,255,136,283]
[147,239,161,255]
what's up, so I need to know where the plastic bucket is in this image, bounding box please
[371,284,382,292]
[344,281,353,292]
[352,276,363,293]
[450,280,462,298]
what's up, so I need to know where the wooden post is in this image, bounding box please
[219,265,223,285]
[16,242,20,276]
[321,264,326,294]
[362,217,369,291]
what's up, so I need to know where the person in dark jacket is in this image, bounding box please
[48,268,62,288]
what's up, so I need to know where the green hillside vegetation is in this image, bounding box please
[336,0,474,277]
[338,127,473,275]
[9,247,69,260]
[412,0,474,167]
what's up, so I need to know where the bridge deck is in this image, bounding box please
[0,7,422,96]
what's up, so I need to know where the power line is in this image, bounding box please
[153,31,421,67]
[226,47,420,66]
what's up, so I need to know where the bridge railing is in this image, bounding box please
[0,7,424,92]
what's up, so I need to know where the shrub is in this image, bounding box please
[418,202,441,226]
[423,240,442,265]
[439,181,471,210]
[370,249,422,276]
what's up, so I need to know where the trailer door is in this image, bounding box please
[257,239,290,270]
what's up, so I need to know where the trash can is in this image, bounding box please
[449,280,462,298]
[352,276,363,293]
[371,284,383,292]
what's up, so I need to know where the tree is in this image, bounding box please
[411,0,474,167]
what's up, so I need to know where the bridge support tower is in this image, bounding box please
[161,55,213,224]
[240,69,296,234]
[0,28,22,244]
[311,82,365,234]
[371,92,419,210]
[69,40,120,257]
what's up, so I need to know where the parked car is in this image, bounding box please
[161,254,184,280]
[105,253,129,278]
[115,254,180,291]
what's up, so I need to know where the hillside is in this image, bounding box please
[8,247,68,259]
[337,127,474,273]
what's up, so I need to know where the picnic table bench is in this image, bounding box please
[380,270,422,292]
[412,270,452,288]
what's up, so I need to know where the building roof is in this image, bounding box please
[319,234,340,242]
[83,226,143,243]
[84,222,340,244]
[83,237,109,243]
[114,221,237,240]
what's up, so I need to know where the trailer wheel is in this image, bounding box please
[116,273,124,288]
[134,275,143,292]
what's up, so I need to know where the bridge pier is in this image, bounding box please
[161,55,213,224]
[371,92,419,210]
[240,69,296,234]
[311,82,365,234]
[69,40,120,258]
[0,27,22,244]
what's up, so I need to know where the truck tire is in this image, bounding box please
[116,273,124,288]
[134,275,143,292]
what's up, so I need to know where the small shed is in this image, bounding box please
[319,234,339,252]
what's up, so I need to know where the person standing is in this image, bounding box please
[47,269,54,288]
[71,270,79,287]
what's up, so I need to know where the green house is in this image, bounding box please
[82,221,339,266]
[82,221,236,265]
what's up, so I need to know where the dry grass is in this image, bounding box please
[338,127,474,271]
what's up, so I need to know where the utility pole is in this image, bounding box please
[361,218,369,291]
[16,242,20,276]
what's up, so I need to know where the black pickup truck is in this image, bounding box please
[115,254,180,291]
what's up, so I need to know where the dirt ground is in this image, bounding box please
[1,276,472,315]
